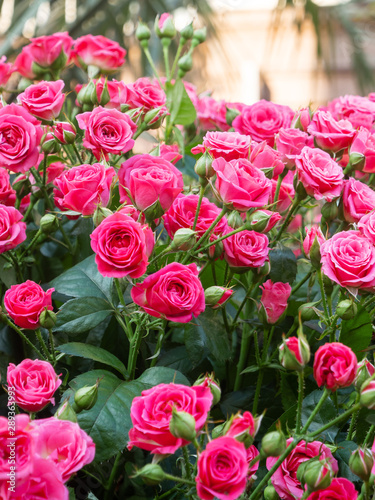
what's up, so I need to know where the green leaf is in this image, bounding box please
[55,297,114,335]
[335,441,360,482]
[339,307,373,360]
[156,346,194,374]
[301,390,338,441]
[269,245,298,285]
[56,342,128,378]
[165,79,197,126]
[50,254,113,302]
[63,367,189,461]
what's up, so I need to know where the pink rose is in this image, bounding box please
[248,210,282,233]
[303,226,325,257]
[196,96,229,131]
[95,77,128,109]
[53,121,76,144]
[18,80,65,121]
[4,280,54,330]
[159,144,182,164]
[0,414,33,481]
[307,109,355,153]
[0,56,14,87]
[225,411,257,442]
[223,230,269,271]
[307,478,358,500]
[258,280,292,324]
[118,154,183,215]
[76,106,136,160]
[233,99,294,146]
[270,171,295,213]
[266,438,338,500]
[196,436,248,500]
[0,103,43,173]
[30,418,95,482]
[0,168,16,206]
[191,131,250,161]
[280,336,308,369]
[291,107,311,131]
[0,205,26,254]
[7,359,61,412]
[71,35,126,72]
[295,147,344,202]
[131,262,205,323]
[313,342,357,391]
[207,287,234,309]
[53,163,115,216]
[212,157,271,212]
[342,178,375,223]
[126,77,167,121]
[276,128,312,168]
[328,94,375,130]
[90,211,154,278]
[249,141,284,178]
[349,127,375,173]
[246,445,260,479]
[358,211,375,244]
[128,383,213,454]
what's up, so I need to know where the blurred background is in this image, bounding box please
[0,0,375,109]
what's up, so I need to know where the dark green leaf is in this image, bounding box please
[156,346,194,374]
[269,245,297,285]
[339,307,372,360]
[165,79,197,126]
[335,441,360,482]
[55,297,114,335]
[301,390,338,441]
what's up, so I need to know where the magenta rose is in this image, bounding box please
[250,141,284,178]
[30,418,95,482]
[126,77,167,121]
[0,103,43,173]
[196,96,229,131]
[76,106,136,160]
[191,131,250,161]
[53,163,115,216]
[258,280,292,324]
[295,147,344,202]
[276,127,312,168]
[0,56,14,86]
[349,127,375,173]
[233,99,294,146]
[3,280,54,330]
[270,171,295,213]
[223,230,269,271]
[313,342,357,392]
[307,478,358,500]
[196,436,248,500]
[0,414,33,481]
[119,154,183,215]
[307,109,355,153]
[53,121,76,144]
[0,205,26,254]
[246,445,260,480]
[320,230,375,291]
[328,94,375,130]
[212,157,271,212]
[90,211,154,278]
[225,411,257,442]
[18,80,65,121]
[0,168,16,206]
[128,383,213,454]
[7,359,61,413]
[159,144,182,164]
[71,34,126,72]
[358,211,375,244]
[267,438,338,500]
[131,262,205,323]
[303,225,325,257]
[343,177,375,223]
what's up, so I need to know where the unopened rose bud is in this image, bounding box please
[226,210,244,229]
[360,380,375,410]
[194,373,221,405]
[205,286,233,310]
[349,152,365,171]
[192,28,207,46]
[292,107,312,132]
[38,308,57,329]
[298,301,321,321]
[55,400,78,423]
[41,133,59,154]
[247,210,281,234]
[54,121,76,145]
[297,457,333,493]
[178,54,193,75]
[336,299,357,320]
[279,333,310,372]
[73,381,99,412]
[260,430,286,458]
[349,448,374,481]
[321,201,339,223]
[12,176,32,198]
[155,13,176,39]
[194,152,214,179]
[355,359,375,391]
[225,411,258,448]
[40,213,59,234]
[169,408,196,442]
[170,228,196,251]
[180,22,194,42]
[144,106,167,127]
[143,199,164,222]
[226,107,241,127]
[136,464,166,486]
[98,80,110,106]
[264,485,280,500]
[93,206,113,227]
[77,80,96,106]
[136,22,151,42]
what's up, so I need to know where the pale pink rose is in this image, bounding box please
[258,280,291,324]
[30,418,95,482]
[223,230,269,271]
[266,438,338,500]
[196,436,248,500]
[0,167,16,206]
[0,205,26,254]
[131,262,205,323]
[270,170,295,213]
[159,144,182,164]
[7,359,61,413]
[303,226,325,257]
[191,131,250,161]
[276,128,312,168]
[212,157,271,212]
[18,80,65,121]
[250,141,284,178]
[313,342,357,391]
[358,210,375,244]
[295,147,344,202]
[349,127,375,173]
[0,56,14,87]
[196,96,229,131]
[327,94,375,130]
[71,35,126,72]
[342,177,375,223]
[0,414,33,481]
[307,109,355,152]
[128,383,213,454]
[320,230,375,291]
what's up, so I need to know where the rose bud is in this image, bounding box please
[41,133,59,154]
[155,13,176,39]
[247,210,282,233]
[258,280,292,326]
[54,121,76,144]
[321,201,339,223]
[77,80,96,106]
[170,228,196,251]
[180,22,194,42]
[178,53,193,76]
[134,464,166,486]
[205,286,234,310]
[226,210,244,229]
[93,206,113,227]
[38,308,57,330]
[194,151,214,179]
[194,373,221,406]
[349,448,374,481]
[169,408,197,442]
[55,400,78,423]
[303,226,325,269]
[279,333,310,372]
[225,411,259,448]
[297,457,333,493]
[360,380,375,410]
[40,213,59,235]
[336,300,357,320]
[292,107,312,132]
[260,429,286,458]
[135,22,151,43]
[355,359,375,391]
[298,301,321,322]
[264,485,280,500]
[73,381,99,412]
[192,27,207,45]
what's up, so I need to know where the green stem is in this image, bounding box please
[252,369,264,415]
[115,312,132,342]
[35,329,51,360]
[192,184,206,232]
[42,154,48,186]
[292,270,314,295]
[194,224,246,255]
[296,371,305,434]
[104,451,122,499]
[20,229,42,260]
[6,251,24,282]
[309,402,362,439]
[347,394,360,441]
[128,323,143,379]
[163,44,170,80]
[182,446,192,480]
[114,278,127,308]
[62,145,75,164]
[150,329,164,367]
[57,220,75,254]
[273,171,286,207]
[171,39,184,78]
[231,282,256,328]
[48,329,56,363]
[317,269,330,325]
[272,196,301,246]
[301,388,330,434]
[72,143,83,164]
[234,309,253,391]
[2,316,46,360]
[163,473,196,487]
[143,47,162,86]
[22,194,38,221]
[363,424,375,447]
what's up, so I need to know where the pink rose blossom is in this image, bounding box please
[18,80,65,121]
[307,109,355,152]
[358,210,375,244]
[307,478,358,500]
[246,445,260,479]
[126,77,167,122]
[303,226,325,257]
[250,141,285,178]
[191,131,250,161]
[276,127,312,168]
[258,280,292,324]
[0,168,16,206]
[0,205,26,254]
[349,127,375,173]
[342,178,375,223]
[0,414,33,481]
[0,56,14,87]
[313,342,357,392]
[71,34,126,72]
[328,94,375,130]
[53,121,76,144]
[223,230,269,271]
[159,144,182,164]
[196,96,229,131]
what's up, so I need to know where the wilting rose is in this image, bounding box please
[131,262,205,323]
[128,383,213,454]
[307,109,355,153]
[258,280,291,324]
[53,163,115,216]
[342,177,375,223]
[196,96,229,131]
[266,438,338,500]
[90,211,154,278]
[3,280,54,330]
[0,56,14,86]
[328,94,375,130]
[0,205,26,254]
[0,167,16,206]
[349,127,375,173]
[7,359,61,412]
[250,141,284,178]
[0,414,33,480]
[358,210,375,244]
[303,226,325,257]
[18,80,65,121]
[0,103,43,173]
[306,478,358,500]
[76,106,136,160]
[71,34,126,72]
[276,127,312,168]
[191,131,250,161]
[196,436,248,500]
[223,230,269,271]
[313,342,357,392]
